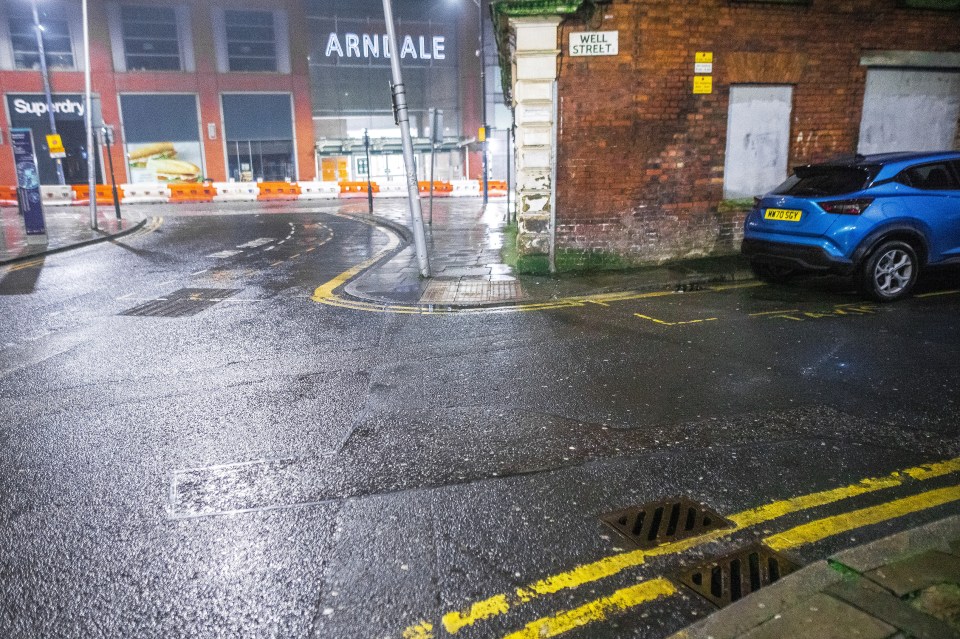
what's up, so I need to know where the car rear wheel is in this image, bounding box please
[751,262,796,284]
[860,240,918,302]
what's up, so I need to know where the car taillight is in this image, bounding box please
[819,198,874,215]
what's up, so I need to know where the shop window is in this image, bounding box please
[899,0,960,8]
[8,14,74,70]
[120,6,182,71]
[224,10,277,72]
[222,93,296,181]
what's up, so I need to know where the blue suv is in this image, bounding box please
[742,151,960,301]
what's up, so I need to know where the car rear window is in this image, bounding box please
[772,166,876,197]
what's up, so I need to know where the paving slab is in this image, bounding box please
[864,551,960,598]
[911,584,960,633]
[832,515,960,574]
[825,578,958,639]
[0,206,147,263]
[738,592,896,639]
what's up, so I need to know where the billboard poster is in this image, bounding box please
[119,94,205,184]
[126,141,203,183]
[9,128,47,238]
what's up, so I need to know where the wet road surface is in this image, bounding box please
[1,202,959,638]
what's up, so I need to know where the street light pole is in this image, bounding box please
[31,0,65,185]
[382,0,430,277]
[478,0,489,204]
[82,0,97,230]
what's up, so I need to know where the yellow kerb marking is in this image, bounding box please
[402,620,434,639]
[501,579,676,639]
[417,456,960,635]
[766,483,960,552]
[915,289,960,298]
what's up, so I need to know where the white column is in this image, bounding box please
[509,17,561,258]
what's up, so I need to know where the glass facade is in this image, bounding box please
[222,93,295,181]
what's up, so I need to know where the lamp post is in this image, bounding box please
[475,0,489,204]
[30,0,65,185]
[82,0,96,230]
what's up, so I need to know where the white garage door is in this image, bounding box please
[724,85,793,199]
[858,68,960,154]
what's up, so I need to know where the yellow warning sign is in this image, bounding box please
[478,126,486,142]
[695,51,713,64]
[46,133,66,159]
[693,75,713,95]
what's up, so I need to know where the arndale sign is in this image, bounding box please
[324,32,446,60]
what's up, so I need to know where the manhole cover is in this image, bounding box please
[677,543,800,608]
[121,288,240,317]
[600,497,732,549]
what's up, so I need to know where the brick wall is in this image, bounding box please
[554,0,960,263]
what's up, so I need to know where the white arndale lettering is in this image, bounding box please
[324,33,446,60]
[13,97,85,118]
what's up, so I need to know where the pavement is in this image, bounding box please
[0,204,147,264]
[670,514,960,639]
[2,196,958,638]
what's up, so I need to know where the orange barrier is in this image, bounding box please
[258,181,302,201]
[339,181,380,198]
[487,180,508,197]
[0,185,17,202]
[72,184,124,205]
[168,182,216,203]
[418,181,453,196]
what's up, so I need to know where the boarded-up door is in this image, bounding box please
[858,69,960,154]
[723,86,793,199]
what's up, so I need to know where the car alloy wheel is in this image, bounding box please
[861,240,918,302]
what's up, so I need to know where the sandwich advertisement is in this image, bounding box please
[126,141,203,183]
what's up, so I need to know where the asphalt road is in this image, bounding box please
[1,203,959,639]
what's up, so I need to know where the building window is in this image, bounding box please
[899,0,960,8]
[222,93,295,181]
[224,10,276,72]
[119,6,181,71]
[8,14,74,70]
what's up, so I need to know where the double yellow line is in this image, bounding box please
[403,456,960,639]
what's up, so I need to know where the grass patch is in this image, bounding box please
[501,221,518,268]
[718,198,756,213]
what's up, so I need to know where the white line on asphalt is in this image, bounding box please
[158,280,174,286]
[191,269,208,275]
[207,250,243,259]
[237,238,275,248]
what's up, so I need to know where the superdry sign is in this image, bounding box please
[7,94,86,120]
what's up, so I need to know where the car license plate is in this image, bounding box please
[764,208,802,222]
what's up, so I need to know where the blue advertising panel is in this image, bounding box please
[10,128,47,237]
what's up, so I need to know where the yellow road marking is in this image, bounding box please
[502,579,676,639]
[497,482,960,639]
[749,309,800,316]
[415,455,960,636]
[402,620,434,639]
[635,313,718,326]
[765,483,960,551]
[916,289,960,298]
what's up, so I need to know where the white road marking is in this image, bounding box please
[237,238,275,248]
[191,269,208,275]
[207,250,243,259]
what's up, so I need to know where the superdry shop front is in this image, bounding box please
[5,93,102,185]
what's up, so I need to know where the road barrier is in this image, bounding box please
[212,182,258,202]
[340,181,379,199]
[73,184,123,205]
[122,183,170,204]
[0,178,500,207]
[298,181,339,199]
[168,182,216,203]
[40,185,75,206]
[258,181,301,201]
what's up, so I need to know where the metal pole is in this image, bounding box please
[31,0,65,185]
[382,0,430,277]
[479,0,488,205]
[428,109,436,226]
[363,129,374,214]
[103,127,121,220]
[82,0,96,230]
[506,124,512,224]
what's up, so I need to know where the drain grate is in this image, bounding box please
[677,543,800,608]
[121,288,240,317]
[600,497,733,549]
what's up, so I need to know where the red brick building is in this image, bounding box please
[495,0,960,270]
[0,0,315,186]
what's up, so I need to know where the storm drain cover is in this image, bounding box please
[121,288,240,317]
[677,542,800,608]
[600,497,733,549]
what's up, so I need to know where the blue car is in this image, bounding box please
[742,151,960,301]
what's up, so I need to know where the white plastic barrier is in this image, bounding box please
[121,183,170,204]
[374,181,406,199]
[298,181,339,199]
[450,180,481,197]
[212,181,258,202]
[40,184,75,206]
